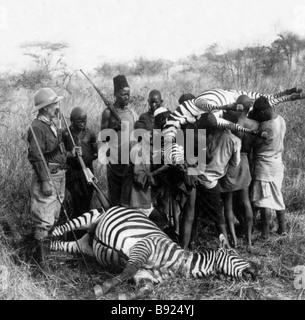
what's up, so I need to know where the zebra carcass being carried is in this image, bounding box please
[50,206,256,299]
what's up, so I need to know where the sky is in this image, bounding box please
[1,0,305,72]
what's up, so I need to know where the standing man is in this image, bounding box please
[219,96,258,248]
[101,75,138,206]
[195,112,242,246]
[135,89,163,132]
[27,88,77,270]
[62,107,98,221]
[250,96,287,239]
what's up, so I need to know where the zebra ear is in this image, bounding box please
[219,234,230,249]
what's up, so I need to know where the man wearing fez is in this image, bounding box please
[101,75,138,206]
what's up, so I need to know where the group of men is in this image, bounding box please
[27,74,303,271]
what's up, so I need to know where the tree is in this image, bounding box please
[95,63,115,78]
[132,57,173,77]
[272,32,305,69]
[19,41,71,89]
[21,41,69,72]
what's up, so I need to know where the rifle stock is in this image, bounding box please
[79,69,121,122]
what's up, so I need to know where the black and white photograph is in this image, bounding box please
[0,0,305,304]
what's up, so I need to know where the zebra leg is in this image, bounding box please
[273,87,302,98]
[52,209,103,237]
[94,238,152,298]
[50,233,95,257]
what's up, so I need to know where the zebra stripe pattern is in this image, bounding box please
[163,88,300,142]
[51,207,255,297]
[52,209,104,237]
[161,141,185,164]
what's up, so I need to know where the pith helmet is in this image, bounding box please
[33,88,64,113]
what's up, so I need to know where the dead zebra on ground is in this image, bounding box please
[50,206,257,299]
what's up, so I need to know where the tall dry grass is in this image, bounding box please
[0,69,305,300]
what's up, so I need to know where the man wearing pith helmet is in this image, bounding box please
[27,87,77,272]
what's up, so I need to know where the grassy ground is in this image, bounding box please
[1,208,304,301]
[1,74,305,300]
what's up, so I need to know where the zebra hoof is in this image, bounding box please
[295,86,302,94]
[94,285,103,299]
[118,293,128,300]
[94,282,112,298]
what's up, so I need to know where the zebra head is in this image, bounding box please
[215,234,257,280]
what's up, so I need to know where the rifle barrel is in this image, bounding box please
[60,112,111,208]
[79,69,121,122]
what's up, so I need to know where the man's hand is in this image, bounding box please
[72,146,82,157]
[260,131,268,140]
[41,180,53,196]
[147,172,156,187]
[251,130,268,140]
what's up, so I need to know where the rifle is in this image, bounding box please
[60,111,111,210]
[79,69,122,122]
[29,124,95,288]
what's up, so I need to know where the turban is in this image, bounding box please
[70,107,87,121]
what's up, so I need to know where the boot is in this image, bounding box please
[32,238,51,273]
[276,211,287,235]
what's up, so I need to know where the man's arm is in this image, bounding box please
[89,130,98,159]
[101,108,111,130]
[28,125,49,182]
[229,137,241,167]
